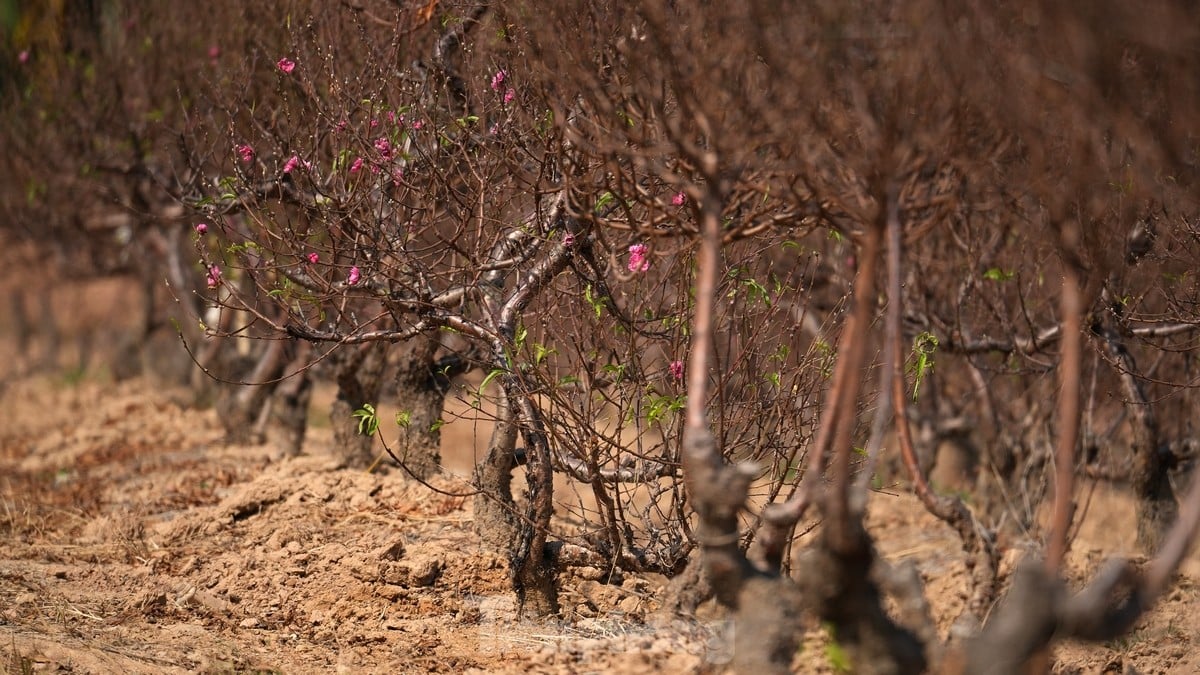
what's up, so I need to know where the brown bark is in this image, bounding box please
[216,339,286,444]
[506,386,560,618]
[330,342,389,468]
[389,335,446,480]
[11,290,31,362]
[1092,318,1176,551]
[473,388,519,552]
[795,524,927,675]
[266,340,313,457]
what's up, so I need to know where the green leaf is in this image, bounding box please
[644,392,686,426]
[395,410,412,428]
[332,148,352,174]
[479,368,505,393]
[908,332,939,401]
[352,403,379,436]
[982,267,1015,282]
[594,191,616,212]
[742,278,771,306]
[823,623,852,673]
[534,343,556,367]
[584,284,604,319]
[601,363,626,382]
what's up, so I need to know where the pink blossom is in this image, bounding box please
[206,265,222,288]
[411,119,424,130]
[369,119,379,129]
[490,69,507,90]
[503,88,515,104]
[18,50,30,64]
[669,360,685,381]
[374,137,392,158]
[349,157,364,173]
[671,191,687,206]
[236,144,254,163]
[627,243,650,273]
[387,111,397,124]
[195,222,208,235]
[282,155,301,173]
[562,232,575,247]
[306,252,319,264]
[391,168,405,185]
[335,120,348,133]
[277,57,296,74]
[347,266,361,285]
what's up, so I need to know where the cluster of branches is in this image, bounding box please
[542,1,1200,671]
[6,1,1200,671]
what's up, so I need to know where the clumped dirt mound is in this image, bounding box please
[2,372,1199,673]
[0,376,720,674]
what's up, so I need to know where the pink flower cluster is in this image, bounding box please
[277,57,296,74]
[306,252,319,264]
[669,360,685,381]
[347,266,361,285]
[627,243,650,273]
[491,70,515,104]
[236,144,254,164]
[195,222,208,235]
[206,265,221,289]
[374,137,392,158]
[672,191,687,206]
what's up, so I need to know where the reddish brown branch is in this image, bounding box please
[1046,262,1082,572]
[823,216,883,554]
[761,208,885,556]
[681,193,754,600]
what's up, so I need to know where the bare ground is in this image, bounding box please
[1,288,1199,673]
